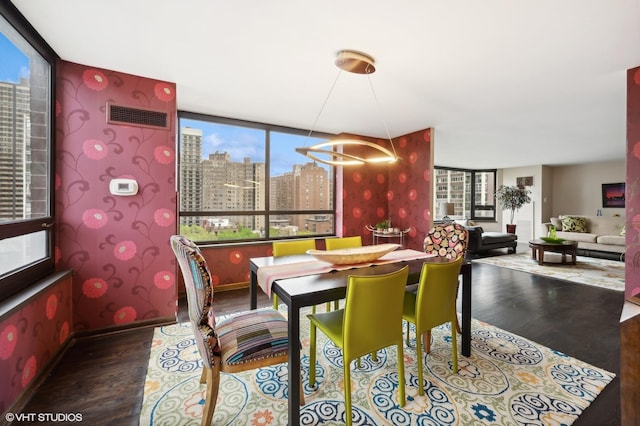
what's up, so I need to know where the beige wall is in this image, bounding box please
[550,160,625,219]
[498,159,625,239]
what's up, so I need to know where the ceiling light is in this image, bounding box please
[295,50,400,166]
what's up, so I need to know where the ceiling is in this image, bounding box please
[11,0,640,169]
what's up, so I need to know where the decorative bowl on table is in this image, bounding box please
[307,243,402,265]
[540,237,566,243]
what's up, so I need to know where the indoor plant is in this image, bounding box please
[495,185,531,233]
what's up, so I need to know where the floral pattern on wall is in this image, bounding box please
[341,129,432,251]
[0,275,72,414]
[627,66,640,299]
[56,61,177,330]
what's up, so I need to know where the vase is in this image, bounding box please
[506,224,516,234]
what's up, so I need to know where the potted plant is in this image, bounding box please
[495,185,531,233]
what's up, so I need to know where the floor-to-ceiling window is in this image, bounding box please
[0,4,57,301]
[177,112,335,243]
[433,167,496,221]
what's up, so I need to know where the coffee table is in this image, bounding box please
[529,239,578,265]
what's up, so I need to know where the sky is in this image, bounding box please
[180,118,330,176]
[0,32,29,83]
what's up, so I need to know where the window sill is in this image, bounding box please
[0,270,73,318]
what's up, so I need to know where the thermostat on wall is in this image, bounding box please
[109,178,139,196]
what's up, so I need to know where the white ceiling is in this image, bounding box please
[11,0,640,169]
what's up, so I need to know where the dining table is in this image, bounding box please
[248,248,472,425]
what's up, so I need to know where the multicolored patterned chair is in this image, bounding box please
[170,235,304,426]
[423,222,469,259]
[422,222,469,333]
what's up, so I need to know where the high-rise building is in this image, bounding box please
[179,127,202,226]
[0,80,30,220]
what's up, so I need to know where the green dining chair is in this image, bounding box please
[325,236,362,251]
[403,256,463,395]
[272,240,316,309]
[324,236,362,310]
[308,266,409,426]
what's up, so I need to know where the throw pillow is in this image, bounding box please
[550,217,562,229]
[561,216,588,233]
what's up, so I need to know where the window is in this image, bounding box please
[178,112,335,243]
[0,4,57,301]
[433,167,496,221]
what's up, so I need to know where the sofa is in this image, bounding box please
[542,215,626,260]
[464,225,518,254]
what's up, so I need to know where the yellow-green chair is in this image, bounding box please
[325,236,362,250]
[272,240,316,309]
[308,266,409,426]
[403,257,463,395]
[324,236,362,310]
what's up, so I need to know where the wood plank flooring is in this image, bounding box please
[20,248,623,425]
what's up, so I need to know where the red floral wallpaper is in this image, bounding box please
[0,274,72,414]
[627,66,640,298]
[341,129,432,251]
[55,61,177,330]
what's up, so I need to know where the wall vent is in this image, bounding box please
[106,103,169,129]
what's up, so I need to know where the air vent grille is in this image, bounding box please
[107,103,168,129]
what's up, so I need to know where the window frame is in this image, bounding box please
[177,111,337,244]
[434,166,497,222]
[0,3,58,301]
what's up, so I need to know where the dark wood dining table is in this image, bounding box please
[249,253,472,425]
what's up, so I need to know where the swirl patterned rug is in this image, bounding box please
[472,253,625,292]
[139,308,614,425]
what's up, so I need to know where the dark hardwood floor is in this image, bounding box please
[20,247,623,425]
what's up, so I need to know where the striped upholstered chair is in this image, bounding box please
[170,235,304,425]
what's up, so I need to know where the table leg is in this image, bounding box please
[285,301,302,425]
[531,246,536,261]
[461,263,472,357]
[250,269,257,310]
[538,248,545,266]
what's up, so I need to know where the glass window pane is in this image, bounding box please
[0,231,47,276]
[270,213,334,237]
[179,215,265,241]
[179,118,266,215]
[0,21,51,222]
[270,132,333,211]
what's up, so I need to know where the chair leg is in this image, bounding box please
[455,316,462,334]
[451,319,459,374]
[326,301,332,312]
[201,365,220,426]
[405,322,411,346]
[424,330,432,354]
[309,323,317,386]
[199,368,207,384]
[299,374,306,406]
[343,362,353,426]
[416,329,425,396]
[272,294,279,310]
[396,342,406,407]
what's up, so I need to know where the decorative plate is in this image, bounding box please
[307,243,401,265]
[540,237,566,243]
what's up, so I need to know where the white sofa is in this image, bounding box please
[542,215,625,260]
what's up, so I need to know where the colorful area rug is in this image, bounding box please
[140,308,615,425]
[473,253,625,292]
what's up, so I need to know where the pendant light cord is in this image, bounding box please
[304,68,343,144]
[366,70,398,158]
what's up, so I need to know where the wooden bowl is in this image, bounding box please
[306,243,401,265]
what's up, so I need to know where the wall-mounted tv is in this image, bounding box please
[601,182,625,208]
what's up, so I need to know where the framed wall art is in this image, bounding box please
[601,182,625,208]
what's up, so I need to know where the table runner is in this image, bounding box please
[257,248,433,297]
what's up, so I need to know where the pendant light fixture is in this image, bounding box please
[295,50,400,166]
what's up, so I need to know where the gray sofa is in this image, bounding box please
[542,215,625,260]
